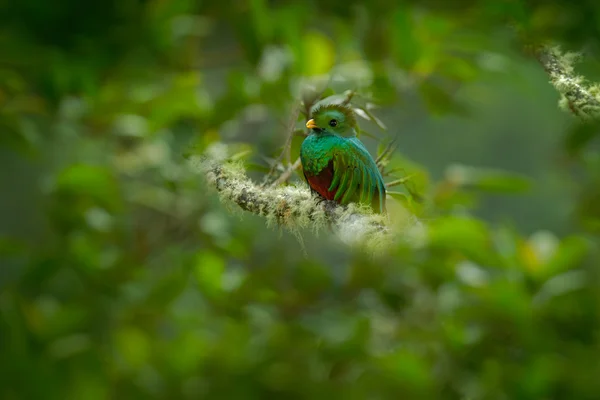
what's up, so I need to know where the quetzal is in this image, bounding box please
[300,103,387,213]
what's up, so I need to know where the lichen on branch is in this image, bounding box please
[535,45,600,121]
[190,143,423,252]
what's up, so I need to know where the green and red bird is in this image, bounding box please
[300,103,387,213]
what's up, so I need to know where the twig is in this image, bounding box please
[534,45,600,121]
[376,136,399,169]
[270,157,302,187]
[341,90,356,106]
[284,105,301,165]
[381,167,405,177]
[262,102,301,186]
[385,175,414,188]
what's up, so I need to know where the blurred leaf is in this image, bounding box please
[478,278,531,324]
[387,190,423,215]
[357,130,380,140]
[353,108,370,120]
[0,236,28,256]
[0,120,41,156]
[474,174,532,193]
[543,236,590,279]
[55,164,121,210]
[194,250,225,299]
[375,349,433,395]
[246,162,271,173]
[445,164,532,194]
[293,260,332,296]
[353,106,387,130]
[230,148,253,161]
[302,31,335,76]
[428,215,494,264]
[564,122,600,156]
[521,354,560,398]
[439,56,480,82]
[146,269,189,308]
[115,327,150,370]
[165,331,207,375]
[48,334,91,359]
[533,270,587,306]
[419,80,464,116]
[386,190,409,203]
[290,132,305,161]
[391,7,420,69]
[147,72,209,131]
[385,154,430,201]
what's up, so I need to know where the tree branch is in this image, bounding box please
[191,143,424,252]
[535,45,600,121]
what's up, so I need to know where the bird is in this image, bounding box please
[300,103,387,213]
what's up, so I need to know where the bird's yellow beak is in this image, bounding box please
[306,119,318,129]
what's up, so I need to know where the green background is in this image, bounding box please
[2,0,600,398]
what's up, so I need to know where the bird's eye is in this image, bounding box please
[329,119,338,127]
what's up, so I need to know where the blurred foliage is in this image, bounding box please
[1,0,600,399]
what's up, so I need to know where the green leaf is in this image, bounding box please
[194,250,226,299]
[290,132,305,161]
[419,80,461,116]
[115,327,150,369]
[446,164,532,194]
[376,349,433,395]
[246,162,271,173]
[475,174,531,193]
[353,106,387,131]
[230,147,254,161]
[356,129,380,140]
[533,270,587,306]
[544,236,591,278]
[302,31,335,76]
[386,190,420,213]
[385,155,430,200]
[438,56,479,82]
[386,190,409,202]
[55,164,120,210]
[428,216,494,264]
[392,7,420,69]
[564,122,600,156]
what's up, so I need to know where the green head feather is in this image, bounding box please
[306,103,358,137]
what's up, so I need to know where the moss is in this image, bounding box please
[191,142,422,255]
[540,45,600,121]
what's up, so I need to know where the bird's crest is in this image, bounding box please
[311,103,358,128]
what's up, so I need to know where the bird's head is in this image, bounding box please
[305,103,358,137]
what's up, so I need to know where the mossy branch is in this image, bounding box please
[191,143,423,252]
[535,45,600,121]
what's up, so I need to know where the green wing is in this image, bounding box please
[327,137,387,213]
